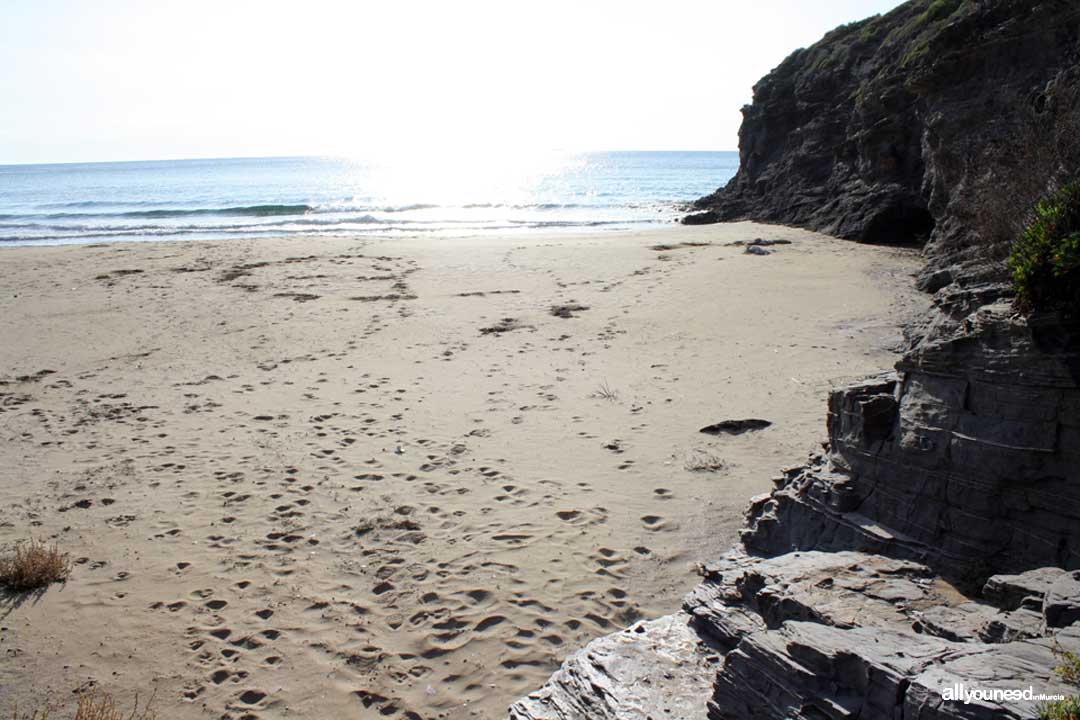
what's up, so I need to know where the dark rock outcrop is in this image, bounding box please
[513,1,1080,718]
[687,0,1080,268]
[744,302,1080,576]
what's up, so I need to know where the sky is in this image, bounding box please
[0,0,906,165]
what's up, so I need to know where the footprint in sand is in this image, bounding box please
[640,514,676,531]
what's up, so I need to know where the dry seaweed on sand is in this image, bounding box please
[0,538,72,591]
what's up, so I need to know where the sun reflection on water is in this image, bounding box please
[335,148,588,208]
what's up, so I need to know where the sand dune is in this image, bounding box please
[0,223,924,719]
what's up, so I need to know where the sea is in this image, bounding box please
[0,151,737,246]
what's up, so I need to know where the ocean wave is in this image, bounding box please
[507,219,650,228]
[135,204,314,218]
[377,203,440,213]
[461,202,602,210]
[0,214,391,234]
[38,204,315,220]
[5,203,449,221]
[0,208,657,235]
[0,198,680,244]
[0,216,664,244]
[36,199,173,209]
[0,205,315,222]
[0,200,640,225]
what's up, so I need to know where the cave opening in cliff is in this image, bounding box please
[865,202,935,246]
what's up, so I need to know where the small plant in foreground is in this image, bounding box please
[0,538,73,591]
[1038,644,1080,720]
[9,690,158,720]
[1055,648,1080,685]
[1008,179,1080,313]
[592,381,619,402]
[73,690,156,720]
[1038,696,1080,720]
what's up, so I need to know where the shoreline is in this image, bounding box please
[0,222,686,250]
[0,223,925,718]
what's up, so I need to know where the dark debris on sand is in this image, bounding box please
[550,303,590,319]
[699,419,772,435]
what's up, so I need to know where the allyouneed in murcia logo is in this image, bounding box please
[940,682,1065,704]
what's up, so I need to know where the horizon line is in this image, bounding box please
[0,149,740,169]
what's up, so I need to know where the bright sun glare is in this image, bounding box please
[352,148,583,206]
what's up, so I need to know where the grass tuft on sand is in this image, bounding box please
[0,538,73,591]
[591,381,619,402]
[10,689,158,720]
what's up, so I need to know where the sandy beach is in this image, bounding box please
[0,223,924,719]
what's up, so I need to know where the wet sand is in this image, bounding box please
[0,222,925,719]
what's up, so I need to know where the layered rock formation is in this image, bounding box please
[512,1,1080,717]
[513,551,1080,719]
[747,304,1080,577]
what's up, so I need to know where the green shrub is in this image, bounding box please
[920,0,964,25]
[1038,695,1080,720]
[898,0,968,67]
[1039,644,1080,719]
[1056,649,1080,685]
[1008,179,1080,313]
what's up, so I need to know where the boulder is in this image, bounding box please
[1043,570,1080,630]
[984,567,1067,611]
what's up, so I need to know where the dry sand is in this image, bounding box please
[0,222,925,719]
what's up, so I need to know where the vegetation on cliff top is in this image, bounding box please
[841,0,971,68]
[1009,179,1080,314]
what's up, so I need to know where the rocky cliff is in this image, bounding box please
[687,0,1080,289]
[512,1,1080,717]
[703,0,1080,583]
